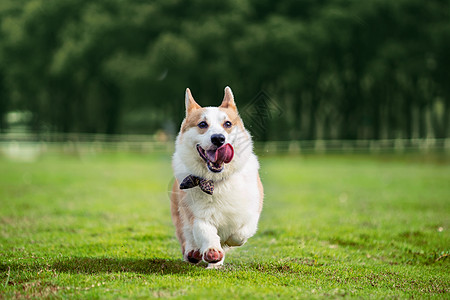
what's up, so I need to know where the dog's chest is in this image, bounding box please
[187,176,257,228]
[189,189,248,222]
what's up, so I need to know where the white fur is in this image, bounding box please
[172,102,262,268]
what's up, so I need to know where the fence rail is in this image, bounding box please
[0,133,449,161]
[256,139,450,154]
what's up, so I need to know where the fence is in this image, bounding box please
[0,133,449,161]
[256,139,450,154]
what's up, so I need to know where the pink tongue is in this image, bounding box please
[206,143,234,164]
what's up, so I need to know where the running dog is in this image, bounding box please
[171,86,263,268]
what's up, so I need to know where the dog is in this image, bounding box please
[170,86,263,268]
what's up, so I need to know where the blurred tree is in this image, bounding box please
[0,0,448,139]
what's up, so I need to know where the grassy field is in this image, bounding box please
[0,151,449,298]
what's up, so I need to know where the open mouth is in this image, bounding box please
[196,143,234,173]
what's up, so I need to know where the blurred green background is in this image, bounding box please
[0,0,449,141]
[0,2,449,297]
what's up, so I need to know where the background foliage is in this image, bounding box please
[0,0,449,140]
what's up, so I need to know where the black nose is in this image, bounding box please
[211,134,225,147]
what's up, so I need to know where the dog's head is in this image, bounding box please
[176,86,252,178]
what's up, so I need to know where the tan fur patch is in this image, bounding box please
[257,173,264,213]
[171,179,197,255]
[171,179,186,254]
[186,88,201,114]
[219,107,245,133]
[181,108,207,134]
[180,200,195,227]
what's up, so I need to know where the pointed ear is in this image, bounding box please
[185,88,201,115]
[220,86,237,110]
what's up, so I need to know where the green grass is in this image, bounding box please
[0,152,449,299]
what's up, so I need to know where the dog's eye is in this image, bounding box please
[223,121,232,128]
[197,121,208,129]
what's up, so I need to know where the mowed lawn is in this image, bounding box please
[0,152,449,298]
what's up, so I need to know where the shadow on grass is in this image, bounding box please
[51,257,194,275]
[0,257,196,276]
[1,256,322,277]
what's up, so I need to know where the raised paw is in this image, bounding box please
[203,248,224,263]
[186,250,202,264]
[225,235,247,247]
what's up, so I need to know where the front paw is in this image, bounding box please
[185,249,202,264]
[203,248,224,263]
